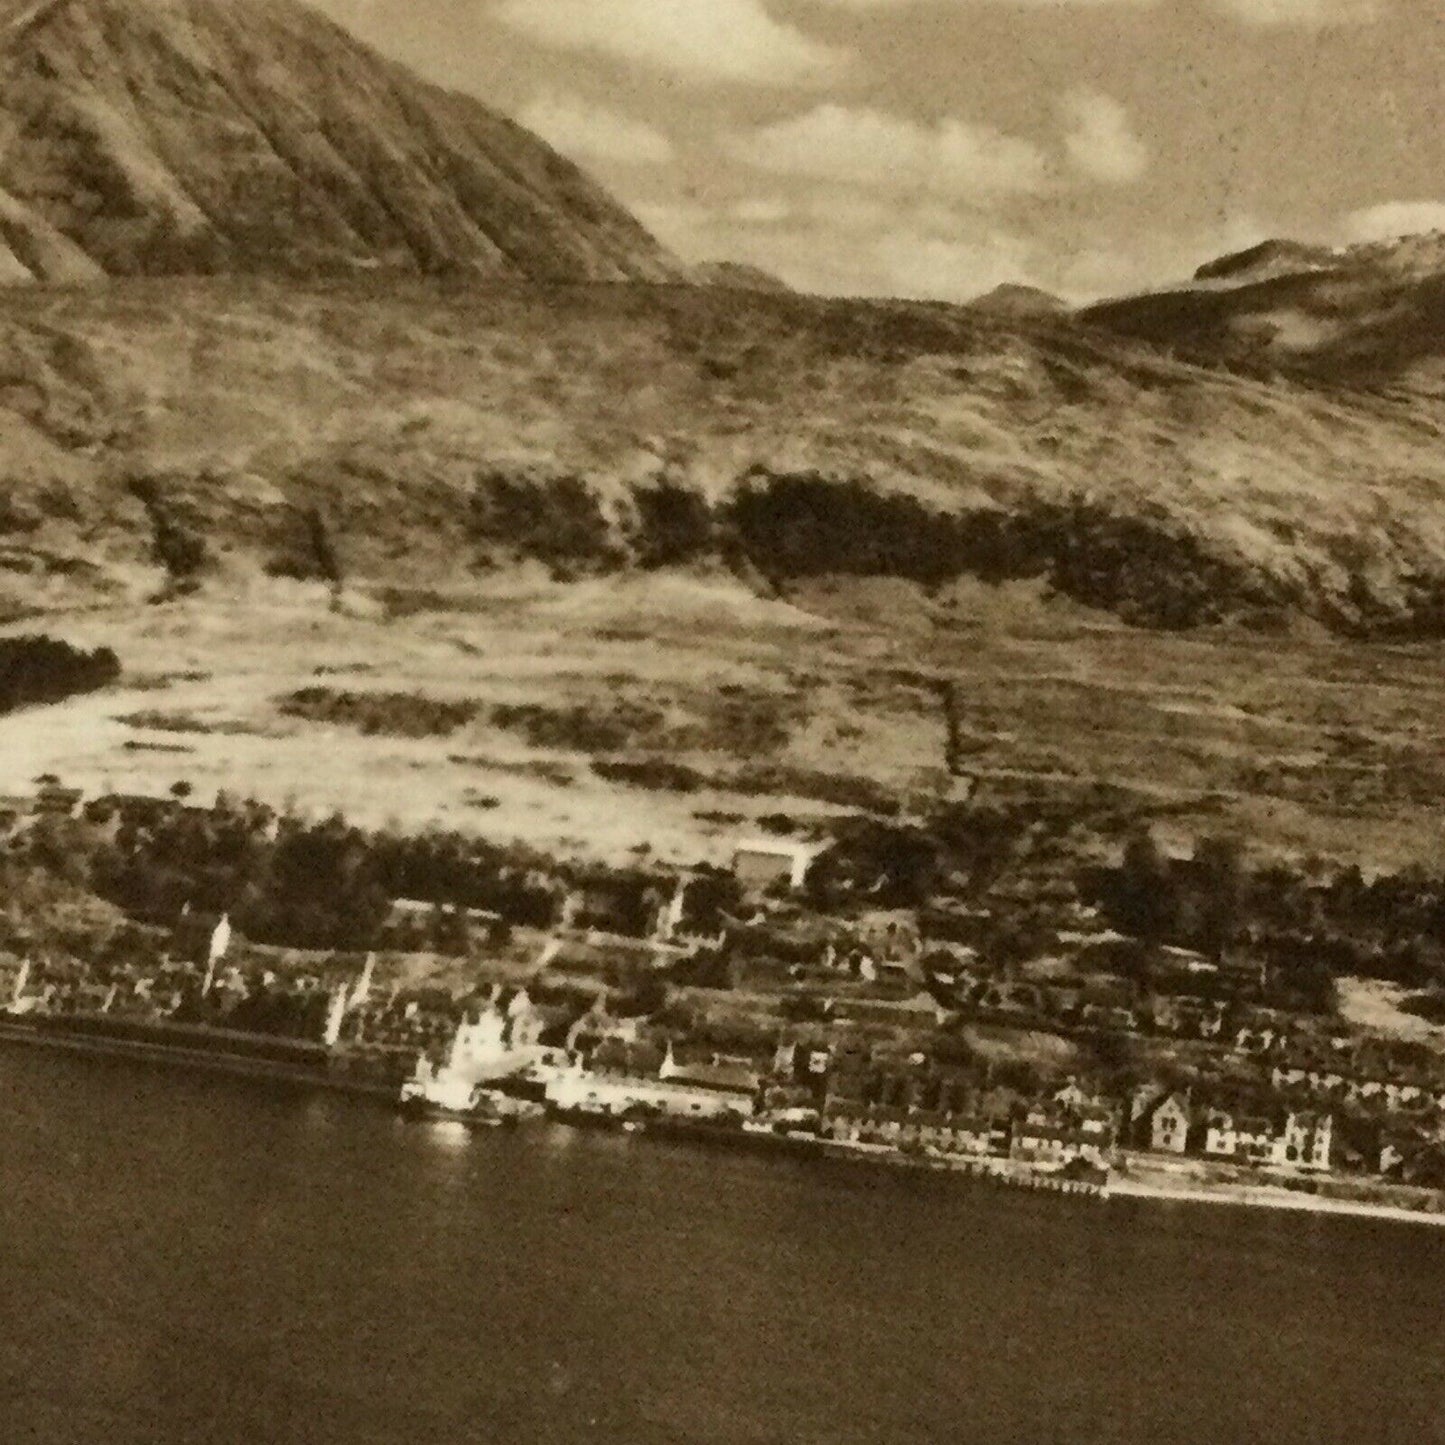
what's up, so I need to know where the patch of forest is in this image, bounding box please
[461,466,1296,631]
[0,634,120,713]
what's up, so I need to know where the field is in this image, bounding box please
[5,566,1445,874]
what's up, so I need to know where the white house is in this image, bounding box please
[1147,1093,1192,1155]
[732,839,824,893]
[1203,1105,1332,1172]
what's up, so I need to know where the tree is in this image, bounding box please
[1115,830,1173,942]
[1193,834,1245,961]
[613,973,669,1018]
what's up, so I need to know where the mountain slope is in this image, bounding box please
[0,0,685,283]
[1193,239,1338,287]
[6,275,1445,636]
[1084,232,1445,391]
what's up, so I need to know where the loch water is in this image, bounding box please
[1,1047,1441,1445]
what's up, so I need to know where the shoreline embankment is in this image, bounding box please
[4,1017,1444,1228]
[0,1018,394,1101]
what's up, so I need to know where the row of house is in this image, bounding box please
[1270,1062,1445,1114]
[1138,1090,1334,1172]
[820,1092,1117,1169]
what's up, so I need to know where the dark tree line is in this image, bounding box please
[281,687,479,738]
[0,635,120,713]
[453,464,1288,630]
[36,797,562,951]
[1091,831,1445,992]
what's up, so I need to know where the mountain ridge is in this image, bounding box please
[4,273,1445,638]
[1086,230,1445,388]
[0,0,686,284]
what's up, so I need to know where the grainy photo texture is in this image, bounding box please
[1,1,1443,1441]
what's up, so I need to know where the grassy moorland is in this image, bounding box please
[6,277,1445,634]
[2,275,1445,877]
[3,569,1444,879]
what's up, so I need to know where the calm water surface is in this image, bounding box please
[1,1048,1442,1445]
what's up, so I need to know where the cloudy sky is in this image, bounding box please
[317,0,1445,302]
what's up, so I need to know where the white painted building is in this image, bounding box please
[732,840,824,893]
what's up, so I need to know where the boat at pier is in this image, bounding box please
[398,1073,544,1127]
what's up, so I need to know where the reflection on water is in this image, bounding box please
[2,1048,1443,1445]
[420,1118,472,1152]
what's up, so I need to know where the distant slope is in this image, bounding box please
[968,284,1069,319]
[6,275,1445,637]
[1084,231,1445,390]
[0,0,685,283]
[1193,239,1337,286]
[692,261,791,293]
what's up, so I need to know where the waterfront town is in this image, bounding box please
[3,775,1445,1215]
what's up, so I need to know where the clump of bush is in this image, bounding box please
[280,687,478,738]
[126,476,210,586]
[267,504,344,586]
[118,710,213,734]
[629,479,715,568]
[0,635,120,714]
[490,700,667,752]
[591,758,706,793]
[469,470,620,576]
[1402,992,1445,1026]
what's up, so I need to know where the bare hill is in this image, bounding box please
[5,275,1445,636]
[0,0,685,284]
[1086,232,1445,390]
[968,284,1069,319]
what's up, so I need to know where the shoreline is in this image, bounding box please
[1106,1173,1445,1228]
[5,1018,1445,1229]
[0,1019,395,1102]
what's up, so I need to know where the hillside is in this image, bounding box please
[0,0,685,284]
[1,1,1443,639]
[5,276,1445,636]
[1193,240,1338,286]
[1,0,1445,876]
[968,284,1069,319]
[1085,231,1445,391]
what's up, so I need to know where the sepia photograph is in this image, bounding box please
[1,0,1443,1440]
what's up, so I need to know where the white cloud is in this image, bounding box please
[1340,200,1445,244]
[1211,0,1379,24]
[729,197,793,224]
[518,92,675,165]
[869,229,1035,299]
[637,190,1038,300]
[807,0,1155,7]
[731,104,1048,203]
[493,0,846,85]
[804,0,1377,18]
[1058,90,1148,185]
[1053,214,1272,299]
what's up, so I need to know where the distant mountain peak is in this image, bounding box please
[1086,224,1445,386]
[0,0,687,284]
[1193,239,1338,286]
[968,283,1069,318]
